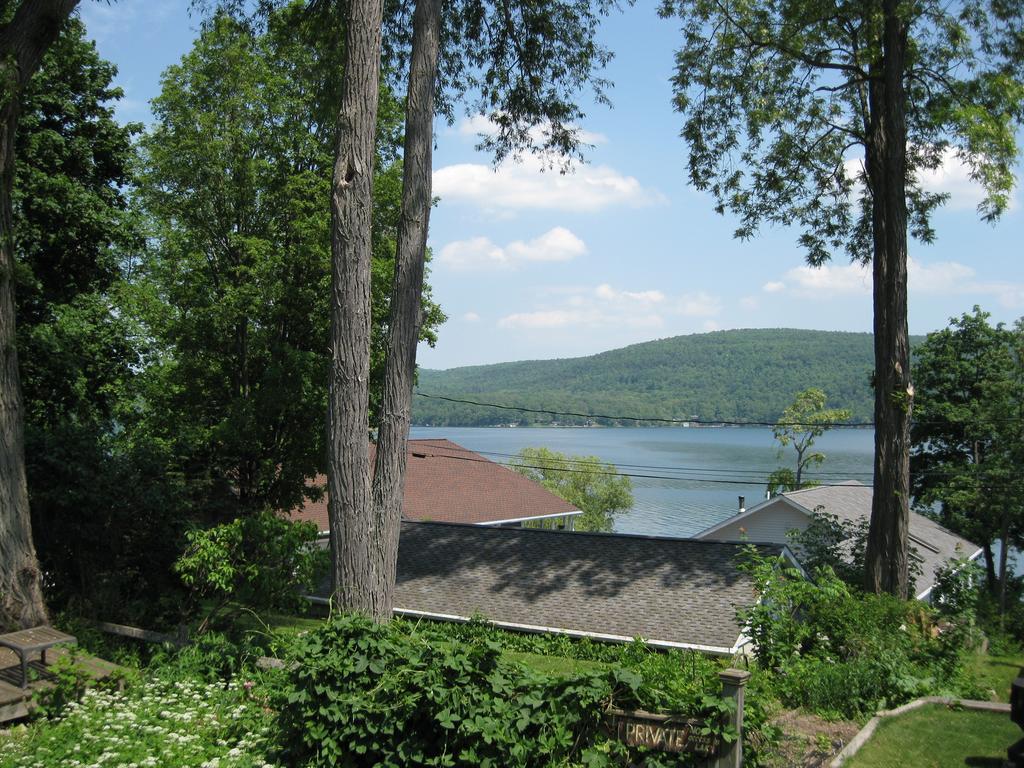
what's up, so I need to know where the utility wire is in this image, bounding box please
[409,447,877,488]
[409,440,1018,485]
[414,391,871,427]
[415,391,1024,429]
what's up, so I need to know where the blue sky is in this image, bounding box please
[80,1,1024,370]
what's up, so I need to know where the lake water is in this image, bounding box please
[410,425,874,537]
[410,425,1023,576]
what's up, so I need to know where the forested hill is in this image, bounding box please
[414,329,920,426]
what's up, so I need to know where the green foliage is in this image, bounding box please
[787,510,870,586]
[383,617,777,767]
[509,447,632,532]
[0,676,279,768]
[736,546,975,718]
[416,329,890,426]
[658,0,1024,265]
[276,614,645,768]
[133,6,444,519]
[911,307,1024,597]
[175,510,327,627]
[29,651,94,720]
[11,17,188,624]
[769,388,851,491]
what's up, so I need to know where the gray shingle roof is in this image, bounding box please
[315,522,786,653]
[781,481,981,597]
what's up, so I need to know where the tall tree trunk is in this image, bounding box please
[0,0,80,630]
[982,541,998,595]
[370,0,443,620]
[863,0,912,599]
[998,511,1009,625]
[327,0,386,616]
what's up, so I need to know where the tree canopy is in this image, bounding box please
[767,388,852,493]
[134,7,442,520]
[911,307,1024,604]
[509,447,633,533]
[659,0,1024,597]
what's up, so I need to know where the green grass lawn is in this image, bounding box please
[844,705,1019,768]
[966,651,1024,702]
[502,650,610,677]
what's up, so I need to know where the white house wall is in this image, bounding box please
[701,499,810,545]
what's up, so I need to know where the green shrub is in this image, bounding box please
[736,545,976,719]
[274,614,764,768]
[390,616,778,766]
[175,510,327,631]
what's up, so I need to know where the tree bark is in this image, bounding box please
[370,0,443,620]
[998,510,1009,624]
[327,0,386,617]
[863,0,912,599]
[0,0,80,630]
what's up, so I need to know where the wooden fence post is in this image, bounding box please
[713,668,750,768]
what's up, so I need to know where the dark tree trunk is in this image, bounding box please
[982,542,998,595]
[327,0,386,617]
[863,0,912,599]
[0,0,80,630]
[998,512,1009,623]
[370,0,443,619]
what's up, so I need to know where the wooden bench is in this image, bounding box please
[0,626,76,689]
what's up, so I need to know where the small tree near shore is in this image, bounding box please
[510,447,632,533]
[767,388,851,495]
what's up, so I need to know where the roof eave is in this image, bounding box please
[302,597,742,656]
[478,509,583,526]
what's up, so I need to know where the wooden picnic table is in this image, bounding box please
[0,626,76,688]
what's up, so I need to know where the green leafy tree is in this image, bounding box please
[9,18,190,623]
[135,8,441,520]
[659,0,1024,598]
[510,447,632,533]
[767,388,852,493]
[911,307,1024,609]
[0,0,83,630]
[202,0,623,617]
[175,510,327,632]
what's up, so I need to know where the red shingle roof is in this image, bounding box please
[290,439,579,530]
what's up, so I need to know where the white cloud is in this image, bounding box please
[846,147,1014,212]
[594,284,665,304]
[703,320,721,332]
[462,311,481,323]
[916,147,989,211]
[677,292,722,317]
[433,155,665,213]
[438,227,586,270]
[457,115,608,147]
[497,283,720,331]
[910,259,975,293]
[761,256,1024,309]
[784,262,872,296]
[740,296,760,311]
[438,237,507,269]
[506,228,587,263]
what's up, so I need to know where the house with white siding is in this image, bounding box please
[694,480,982,601]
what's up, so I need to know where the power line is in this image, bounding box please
[410,447,878,488]
[414,391,873,427]
[415,391,1024,429]
[409,439,1018,485]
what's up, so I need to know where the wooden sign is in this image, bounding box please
[605,708,718,755]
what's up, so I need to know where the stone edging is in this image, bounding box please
[829,696,1011,767]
